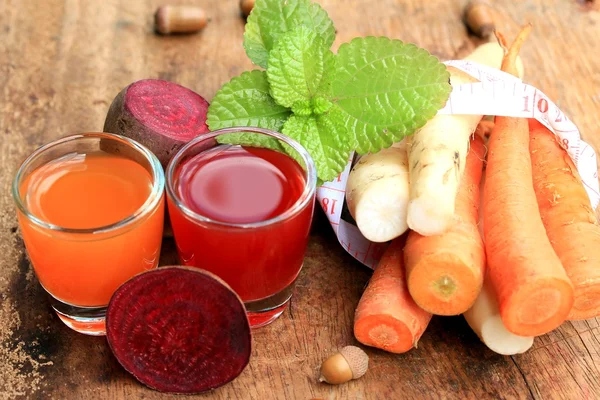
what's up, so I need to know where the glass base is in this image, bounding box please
[50,296,106,336]
[244,275,297,328]
[247,302,288,328]
[53,297,290,333]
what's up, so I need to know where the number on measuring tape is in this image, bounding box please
[321,197,338,215]
[523,95,550,115]
[555,111,563,123]
[561,138,569,150]
[537,98,549,114]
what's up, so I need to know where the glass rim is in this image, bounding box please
[165,126,318,229]
[12,132,165,235]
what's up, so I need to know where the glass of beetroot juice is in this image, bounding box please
[165,127,317,328]
[12,133,165,336]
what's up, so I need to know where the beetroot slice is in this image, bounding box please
[105,266,251,394]
[103,79,210,168]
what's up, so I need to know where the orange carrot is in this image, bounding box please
[404,135,486,316]
[354,237,432,353]
[529,119,600,320]
[483,25,574,336]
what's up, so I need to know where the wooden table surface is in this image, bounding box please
[2,0,600,399]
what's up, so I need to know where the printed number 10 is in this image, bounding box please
[523,96,549,114]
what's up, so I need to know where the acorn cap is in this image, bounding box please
[339,346,369,379]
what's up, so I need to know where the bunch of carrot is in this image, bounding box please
[353,25,600,356]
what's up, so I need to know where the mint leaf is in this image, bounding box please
[291,99,312,116]
[206,70,292,151]
[282,106,351,183]
[290,97,333,116]
[311,97,333,114]
[333,37,452,154]
[267,26,335,109]
[243,0,335,69]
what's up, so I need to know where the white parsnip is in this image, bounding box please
[464,279,534,355]
[345,140,410,243]
[406,66,483,236]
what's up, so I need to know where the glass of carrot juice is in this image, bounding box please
[12,133,165,336]
[165,127,317,328]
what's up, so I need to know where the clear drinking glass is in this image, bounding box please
[165,127,317,328]
[12,133,165,336]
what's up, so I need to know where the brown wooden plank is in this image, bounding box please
[1,0,600,399]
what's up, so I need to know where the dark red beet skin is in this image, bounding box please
[105,266,251,394]
[103,79,210,168]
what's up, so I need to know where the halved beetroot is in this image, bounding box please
[105,266,251,394]
[103,79,210,168]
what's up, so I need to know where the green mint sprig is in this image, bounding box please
[207,0,451,183]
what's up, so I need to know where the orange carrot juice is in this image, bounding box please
[18,152,164,307]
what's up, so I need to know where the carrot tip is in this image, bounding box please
[494,31,508,53]
[497,24,533,77]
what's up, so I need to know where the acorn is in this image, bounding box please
[463,1,495,39]
[318,346,369,385]
[154,5,207,35]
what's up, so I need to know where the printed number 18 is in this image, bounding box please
[322,197,338,215]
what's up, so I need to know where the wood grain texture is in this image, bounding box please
[1,0,600,399]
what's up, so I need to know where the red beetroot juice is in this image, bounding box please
[167,145,315,302]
